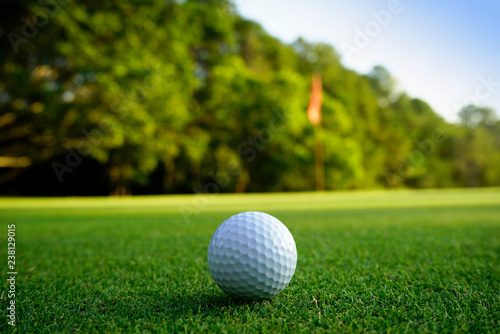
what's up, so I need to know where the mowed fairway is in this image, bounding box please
[1,189,499,333]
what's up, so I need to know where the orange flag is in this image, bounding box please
[307,74,323,125]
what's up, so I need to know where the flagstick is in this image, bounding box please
[307,73,325,191]
[314,123,325,191]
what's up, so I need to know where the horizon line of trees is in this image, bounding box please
[1,0,499,196]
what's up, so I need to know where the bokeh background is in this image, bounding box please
[1,0,499,196]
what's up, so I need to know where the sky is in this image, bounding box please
[235,0,500,121]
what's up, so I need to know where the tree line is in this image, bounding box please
[0,0,499,196]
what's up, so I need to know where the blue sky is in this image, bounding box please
[235,0,500,121]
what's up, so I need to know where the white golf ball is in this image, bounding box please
[207,211,297,300]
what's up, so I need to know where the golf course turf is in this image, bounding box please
[1,188,499,332]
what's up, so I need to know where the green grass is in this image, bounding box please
[1,188,499,333]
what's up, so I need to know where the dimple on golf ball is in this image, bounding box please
[207,211,297,300]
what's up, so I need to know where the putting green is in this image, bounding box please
[1,188,499,332]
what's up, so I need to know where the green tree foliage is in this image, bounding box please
[454,105,500,187]
[0,0,499,195]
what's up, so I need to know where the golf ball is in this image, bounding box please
[207,211,297,300]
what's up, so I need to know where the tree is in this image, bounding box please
[1,0,499,195]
